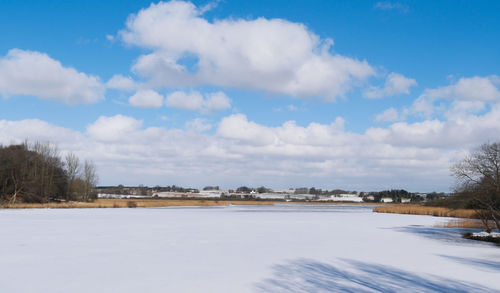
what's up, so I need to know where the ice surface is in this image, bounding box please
[1,204,499,292]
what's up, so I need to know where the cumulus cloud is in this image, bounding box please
[375,107,401,122]
[0,119,84,145]
[0,49,105,104]
[203,92,231,111]
[217,114,277,145]
[364,72,417,98]
[107,74,137,91]
[165,90,231,112]
[4,108,500,190]
[444,100,486,120]
[368,104,500,149]
[120,1,375,100]
[185,118,212,132]
[412,75,500,116]
[424,75,500,101]
[129,89,164,108]
[165,91,203,110]
[86,115,143,141]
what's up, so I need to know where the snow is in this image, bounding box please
[1,204,499,292]
[472,231,500,238]
[98,193,149,199]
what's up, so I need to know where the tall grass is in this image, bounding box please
[373,204,476,218]
[373,204,496,229]
[436,218,487,229]
[1,199,381,209]
[0,198,276,209]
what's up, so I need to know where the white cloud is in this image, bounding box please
[107,74,137,91]
[199,0,221,14]
[0,119,84,146]
[424,75,500,101]
[364,72,417,98]
[0,49,104,104]
[412,75,500,116]
[444,100,486,120]
[374,2,409,13]
[368,104,500,148]
[204,92,231,111]
[129,89,164,108]
[120,1,375,100]
[375,107,400,122]
[86,115,143,142]
[185,118,212,132]
[165,90,231,112]
[165,91,204,111]
[217,114,276,145]
[274,104,302,112]
[4,108,500,191]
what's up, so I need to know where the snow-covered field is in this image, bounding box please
[1,204,499,292]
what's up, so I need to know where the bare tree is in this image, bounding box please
[451,142,500,232]
[1,141,95,204]
[29,141,65,202]
[83,160,98,201]
[65,152,80,200]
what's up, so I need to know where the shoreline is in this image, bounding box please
[0,198,382,209]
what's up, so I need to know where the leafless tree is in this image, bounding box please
[83,160,98,201]
[1,141,100,204]
[451,142,500,232]
[65,152,80,200]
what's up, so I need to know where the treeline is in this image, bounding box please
[153,185,198,193]
[364,189,425,203]
[98,184,199,195]
[0,142,98,204]
[230,186,357,195]
[295,188,357,195]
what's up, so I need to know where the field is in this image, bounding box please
[1,204,499,292]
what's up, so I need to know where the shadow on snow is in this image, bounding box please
[254,258,498,293]
[439,254,500,272]
[393,226,495,247]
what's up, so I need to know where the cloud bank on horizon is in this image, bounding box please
[0,0,499,191]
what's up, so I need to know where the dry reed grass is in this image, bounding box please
[435,218,488,229]
[373,204,476,219]
[0,198,278,209]
[373,204,494,229]
[0,199,381,209]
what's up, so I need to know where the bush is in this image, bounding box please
[127,201,137,208]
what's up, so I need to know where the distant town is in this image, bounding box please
[97,185,448,203]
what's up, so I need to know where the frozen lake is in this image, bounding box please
[1,204,500,292]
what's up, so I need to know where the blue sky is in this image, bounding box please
[1,0,499,191]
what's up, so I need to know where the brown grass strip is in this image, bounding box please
[0,198,280,209]
[435,218,488,229]
[0,199,381,209]
[373,204,476,219]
